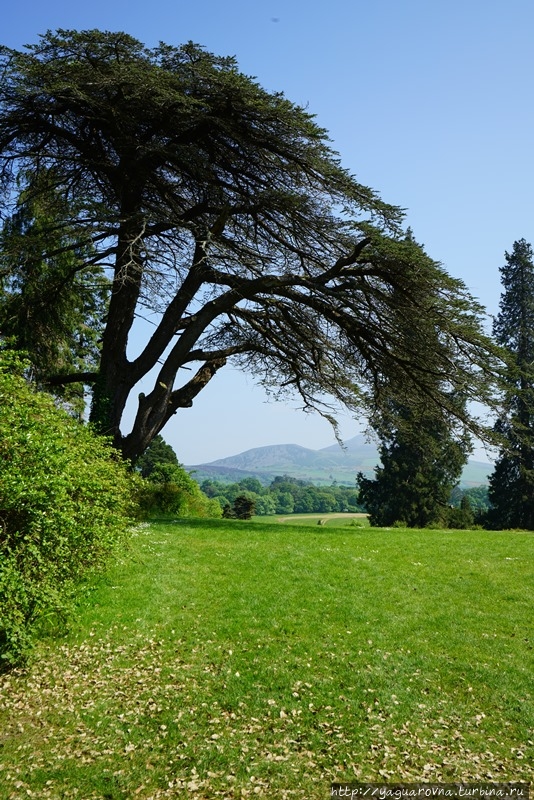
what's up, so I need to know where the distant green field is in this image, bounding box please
[252,512,370,528]
[0,519,532,799]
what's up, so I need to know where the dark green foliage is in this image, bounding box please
[357,234,471,528]
[0,176,108,417]
[0,30,499,460]
[0,351,138,668]
[222,494,256,520]
[135,435,179,478]
[488,240,534,529]
[357,414,469,528]
[233,495,256,520]
[446,495,475,529]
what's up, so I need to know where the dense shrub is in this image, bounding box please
[0,352,139,668]
[445,495,475,529]
[137,462,222,519]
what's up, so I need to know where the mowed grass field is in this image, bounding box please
[251,513,370,528]
[0,518,533,799]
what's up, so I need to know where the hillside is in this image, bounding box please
[186,435,491,486]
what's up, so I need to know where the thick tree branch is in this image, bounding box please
[44,371,99,386]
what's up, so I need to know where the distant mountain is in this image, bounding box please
[211,443,319,470]
[186,435,491,487]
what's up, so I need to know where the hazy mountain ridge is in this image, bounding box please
[210,443,319,470]
[186,435,492,487]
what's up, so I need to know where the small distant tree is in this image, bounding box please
[315,491,338,514]
[254,494,277,516]
[236,477,265,495]
[487,239,534,529]
[273,491,295,515]
[233,495,256,520]
[222,494,256,519]
[446,494,475,529]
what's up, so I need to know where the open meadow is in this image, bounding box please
[0,518,532,799]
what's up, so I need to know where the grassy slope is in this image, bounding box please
[0,520,532,799]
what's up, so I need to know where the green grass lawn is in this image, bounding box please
[251,513,370,528]
[0,519,533,799]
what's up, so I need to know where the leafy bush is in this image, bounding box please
[137,463,222,519]
[0,352,139,668]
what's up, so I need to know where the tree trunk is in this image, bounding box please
[89,206,144,449]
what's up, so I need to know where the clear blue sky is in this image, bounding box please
[4,0,534,463]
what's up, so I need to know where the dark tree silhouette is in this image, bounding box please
[488,239,534,529]
[357,233,471,528]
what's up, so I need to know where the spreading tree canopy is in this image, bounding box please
[488,239,534,529]
[0,30,500,461]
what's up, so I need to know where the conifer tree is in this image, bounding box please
[357,231,470,528]
[357,401,469,528]
[487,239,534,529]
[135,435,179,478]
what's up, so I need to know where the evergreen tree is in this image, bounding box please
[136,435,179,478]
[357,402,469,527]
[447,494,475,529]
[0,174,108,416]
[232,495,256,520]
[487,239,534,529]
[357,232,471,528]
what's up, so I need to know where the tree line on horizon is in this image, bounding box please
[139,435,490,523]
[1,29,533,666]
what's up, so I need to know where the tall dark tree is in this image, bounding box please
[357,231,471,528]
[0,30,500,461]
[487,239,534,529]
[357,405,470,528]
